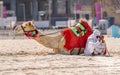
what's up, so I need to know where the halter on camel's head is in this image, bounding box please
[13,20,38,38]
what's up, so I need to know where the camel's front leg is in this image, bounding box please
[58,37,84,55]
[70,48,84,55]
[58,37,70,54]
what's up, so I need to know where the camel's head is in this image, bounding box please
[14,21,36,34]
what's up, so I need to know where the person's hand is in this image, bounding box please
[97,35,104,43]
[99,35,104,43]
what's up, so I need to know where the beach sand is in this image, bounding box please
[0,36,120,75]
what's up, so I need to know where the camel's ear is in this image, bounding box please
[28,21,32,26]
[31,19,34,24]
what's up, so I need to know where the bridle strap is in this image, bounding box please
[21,25,36,33]
[21,25,26,32]
[20,25,60,37]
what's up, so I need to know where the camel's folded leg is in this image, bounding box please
[53,47,70,54]
[53,49,59,53]
[58,36,85,55]
[58,37,70,55]
[70,48,84,55]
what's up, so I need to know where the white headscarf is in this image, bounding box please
[93,29,101,36]
[88,29,101,42]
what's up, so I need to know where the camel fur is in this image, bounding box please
[14,19,92,55]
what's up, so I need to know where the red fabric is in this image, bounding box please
[61,21,92,51]
[25,30,38,39]
[103,48,107,55]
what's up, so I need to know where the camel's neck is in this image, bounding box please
[33,30,63,49]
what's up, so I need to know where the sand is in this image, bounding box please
[0,36,120,75]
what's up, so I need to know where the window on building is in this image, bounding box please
[38,0,48,11]
[81,0,92,5]
[3,3,10,10]
[0,1,3,17]
[38,0,49,20]
[57,0,66,14]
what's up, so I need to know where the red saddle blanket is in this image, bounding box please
[61,21,92,51]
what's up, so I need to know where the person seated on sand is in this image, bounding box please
[84,29,107,56]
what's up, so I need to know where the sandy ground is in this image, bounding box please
[0,36,120,75]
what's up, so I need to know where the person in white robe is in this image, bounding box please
[84,29,107,56]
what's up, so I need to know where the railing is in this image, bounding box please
[0,30,26,39]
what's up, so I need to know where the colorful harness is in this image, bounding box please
[70,23,86,37]
[25,30,38,38]
[21,25,38,38]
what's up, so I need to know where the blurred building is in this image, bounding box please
[2,0,120,25]
[101,0,120,25]
[3,0,92,24]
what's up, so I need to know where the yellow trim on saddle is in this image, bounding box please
[70,27,80,37]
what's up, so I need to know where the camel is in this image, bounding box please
[13,19,92,55]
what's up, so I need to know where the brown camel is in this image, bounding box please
[14,19,92,55]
